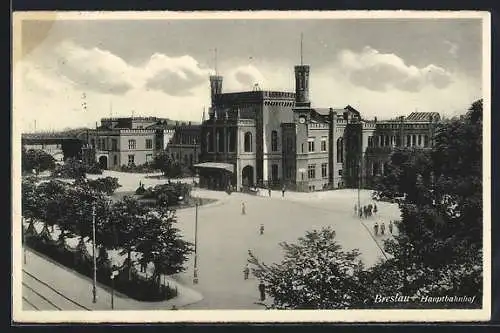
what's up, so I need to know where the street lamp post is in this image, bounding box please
[23,217,26,264]
[193,139,197,185]
[357,160,361,218]
[110,266,118,310]
[193,199,199,284]
[91,203,97,303]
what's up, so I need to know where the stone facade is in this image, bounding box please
[87,117,168,170]
[166,122,201,167]
[197,65,441,192]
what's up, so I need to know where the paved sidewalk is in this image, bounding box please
[23,249,203,310]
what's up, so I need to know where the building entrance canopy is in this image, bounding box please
[193,162,234,173]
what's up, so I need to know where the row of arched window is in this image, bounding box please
[336,138,344,163]
[206,129,237,153]
[368,134,430,148]
[206,130,279,153]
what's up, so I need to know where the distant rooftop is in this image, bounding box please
[406,112,441,122]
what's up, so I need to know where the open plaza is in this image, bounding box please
[22,170,401,310]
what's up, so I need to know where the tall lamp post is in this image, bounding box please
[23,217,26,264]
[357,160,361,218]
[193,139,197,184]
[110,265,118,310]
[193,198,199,284]
[91,203,97,303]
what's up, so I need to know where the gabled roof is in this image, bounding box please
[406,112,440,122]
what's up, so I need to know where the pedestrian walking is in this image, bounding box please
[354,204,358,215]
[373,203,378,214]
[380,222,386,235]
[389,220,393,234]
[258,281,266,301]
[374,222,379,236]
[241,202,246,215]
[368,204,373,217]
[268,188,272,197]
[259,224,264,235]
[359,208,363,219]
[363,206,368,219]
[281,185,286,197]
[243,264,250,280]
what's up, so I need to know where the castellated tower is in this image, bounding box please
[294,33,311,108]
[294,65,310,108]
[210,75,223,107]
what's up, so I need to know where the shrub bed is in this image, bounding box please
[135,182,193,207]
[119,163,157,174]
[25,232,177,302]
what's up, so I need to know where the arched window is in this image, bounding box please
[383,162,390,176]
[244,132,253,152]
[271,130,278,151]
[227,132,232,152]
[372,162,379,176]
[424,135,430,147]
[206,132,213,152]
[217,129,224,152]
[229,129,236,152]
[336,138,344,163]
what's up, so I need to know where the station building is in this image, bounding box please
[196,61,440,192]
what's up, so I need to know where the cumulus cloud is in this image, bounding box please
[53,40,137,95]
[338,46,453,92]
[25,40,212,97]
[19,61,74,95]
[227,65,266,90]
[144,54,210,96]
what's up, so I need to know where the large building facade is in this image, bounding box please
[197,62,440,192]
[87,117,169,170]
[166,121,201,168]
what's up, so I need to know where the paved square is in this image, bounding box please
[25,171,401,310]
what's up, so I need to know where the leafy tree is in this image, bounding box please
[76,177,121,195]
[249,227,367,309]
[22,177,38,236]
[108,196,149,280]
[153,150,182,178]
[52,157,87,179]
[135,208,193,291]
[22,148,56,173]
[368,99,483,308]
[34,180,69,234]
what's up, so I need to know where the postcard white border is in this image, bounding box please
[11,10,491,323]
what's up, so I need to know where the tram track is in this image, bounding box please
[22,270,90,311]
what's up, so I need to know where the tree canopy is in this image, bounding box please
[22,148,56,173]
[249,227,368,309]
[249,100,483,309]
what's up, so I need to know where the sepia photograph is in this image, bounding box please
[12,11,491,323]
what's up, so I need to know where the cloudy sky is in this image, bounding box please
[15,14,484,132]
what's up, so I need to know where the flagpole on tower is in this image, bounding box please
[215,48,218,75]
[300,32,303,65]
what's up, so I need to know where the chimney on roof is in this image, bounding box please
[176,121,179,126]
[188,121,192,126]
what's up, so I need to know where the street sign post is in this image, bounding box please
[110,268,119,310]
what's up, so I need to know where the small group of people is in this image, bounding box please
[243,264,267,301]
[354,203,378,219]
[266,185,287,198]
[373,220,394,236]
